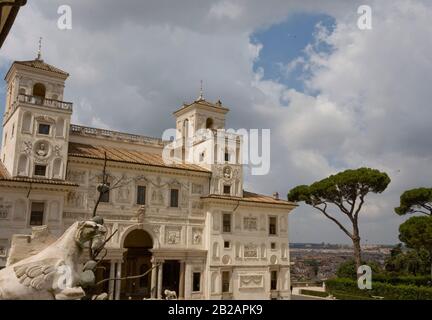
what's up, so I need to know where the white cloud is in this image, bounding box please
[1,0,431,244]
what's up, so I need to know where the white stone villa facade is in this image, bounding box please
[0,55,296,300]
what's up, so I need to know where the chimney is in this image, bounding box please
[273,192,279,200]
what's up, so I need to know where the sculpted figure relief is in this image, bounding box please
[0,219,106,300]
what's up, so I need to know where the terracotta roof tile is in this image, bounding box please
[68,142,210,173]
[201,191,297,206]
[0,160,77,186]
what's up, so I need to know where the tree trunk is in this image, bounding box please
[352,235,362,277]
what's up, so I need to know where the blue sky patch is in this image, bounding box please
[251,13,336,93]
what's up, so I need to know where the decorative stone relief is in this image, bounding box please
[244,243,258,258]
[270,255,278,265]
[22,141,32,155]
[222,255,231,265]
[165,227,181,244]
[67,170,86,183]
[66,191,84,208]
[0,198,12,219]
[34,141,49,158]
[192,183,203,194]
[192,228,202,245]
[54,145,62,157]
[223,166,232,179]
[136,206,146,222]
[151,188,165,205]
[239,274,264,289]
[243,215,257,231]
[116,185,131,203]
[0,239,8,257]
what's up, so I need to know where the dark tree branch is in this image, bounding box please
[314,203,353,239]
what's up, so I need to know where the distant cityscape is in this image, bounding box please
[290,243,394,283]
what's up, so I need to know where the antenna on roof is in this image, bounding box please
[36,37,42,61]
[198,80,204,101]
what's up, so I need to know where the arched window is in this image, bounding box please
[261,243,266,259]
[17,154,28,176]
[52,158,63,179]
[183,119,189,140]
[32,83,46,99]
[206,117,214,129]
[213,242,220,259]
[19,87,26,95]
[56,117,65,138]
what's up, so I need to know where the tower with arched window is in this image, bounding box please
[0,54,72,180]
[173,93,243,197]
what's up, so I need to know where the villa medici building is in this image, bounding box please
[0,53,296,300]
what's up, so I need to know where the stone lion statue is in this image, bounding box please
[0,219,106,300]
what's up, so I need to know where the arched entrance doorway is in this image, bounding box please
[121,229,153,300]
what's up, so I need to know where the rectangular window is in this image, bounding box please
[192,272,201,292]
[30,202,44,226]
[222,271,230,293]
[224,241,230,248]
[223,185,231,195]
[223,213,231,233]
[34,165,46,177]
[100,183,110,203]
[170,189,179,207]
[271,242,276,250]
[38,123,50,135]
[224,152,230,162]
[271,270,278,290]
[137,186,146,205]
[269,216,277,235]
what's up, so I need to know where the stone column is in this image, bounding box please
[150,259,157,299]
[184,262,192,299]
[108,260,116,300]
[157,261,164,299]
[115,261,122,300]
[179,261,185,299]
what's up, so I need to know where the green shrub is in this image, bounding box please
[373,274,431,286]
[326,278,432,300]
[300,289,329,298]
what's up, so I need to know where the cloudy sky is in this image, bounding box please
[1,0,432,244]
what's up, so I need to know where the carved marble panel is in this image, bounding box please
[66,191,84,208]
[66,169,86,184]
[116,185,131,203]
[0,198,12,219]
[192,227,202,245]
[239,274,264,289]
[192,183,203,194]
[244,243,258,258]
[243,216,257,231]
[0,239,8,257]
[165,226,181,245]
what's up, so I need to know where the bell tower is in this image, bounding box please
[1,48,72,180]
[173,87,243,197]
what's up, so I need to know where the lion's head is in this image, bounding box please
[75,217,107,248]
